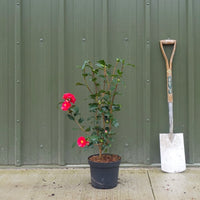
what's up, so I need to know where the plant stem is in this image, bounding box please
[111,62,118,81]
[92,70,99,93]
[110,63,125,109]
[91,70,102,139]
[108,63,125,130]
[104,66,110,90]
[103,67,106,96]
[102,113,106,130]
[67,112,90,135]
[98,144,102,159]
[83,68,93,94]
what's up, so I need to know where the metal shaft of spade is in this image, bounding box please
[160,40,176,141]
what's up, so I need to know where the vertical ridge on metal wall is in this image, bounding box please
[188,0,195,164]
[102,0,108,61]
[58,0,65,165]
[15,0,21,166]
[144,0,151,164]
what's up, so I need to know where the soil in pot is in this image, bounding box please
[88,154,121,163]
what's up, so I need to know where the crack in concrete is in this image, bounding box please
[147,170,156,200]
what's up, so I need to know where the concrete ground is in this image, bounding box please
[0,167,199,200]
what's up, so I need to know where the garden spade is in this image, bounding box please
[159,39,186,173]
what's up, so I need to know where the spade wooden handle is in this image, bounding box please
[160,40,176,103]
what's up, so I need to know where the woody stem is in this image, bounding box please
[98,144,102,159]
[67,111,90,135]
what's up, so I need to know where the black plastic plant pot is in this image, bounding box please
[88,154,121,189]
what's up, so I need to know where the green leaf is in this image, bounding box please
[89,103,98,112]
[98,90,106,94]
[70,105,79,115]
[108,131,116,135]
[82,60,90,70]
[78,118,84,123]
[113,91,121,96]
[90,94,97,99]
[76,82,85,86]
[121,59,125,65]
[92,69,99,74]
[112,119,119,128]
[97,60,106,65]
[105,91,111,95]
[127,63,135,67]
[101,106,109,113]
[112,78,118,84]
[108,137,113,142]
[95,63,104,69]
[87,116,94,121]
[92,77,97,82]
[82,73,88,77]
[111,86,116,91]
[94,126,102,131]
[104,112,112,118]
[90,135,99,143]
[97,115,102,120]
[107,70,111,76]
[117,69,123,75]
[112,104,121,111]
[111,74,119,78]
[107,64,112,69]
[85,127,91,132]
[104,148,108,153]
[98,75,106,78]
[72,141,77,148]
[67,114,74,120]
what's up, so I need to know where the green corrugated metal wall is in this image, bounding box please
[0,0,200,166]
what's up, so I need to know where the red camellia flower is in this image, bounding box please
[77,136,87,147]
[61,101,71,111]
[63,93,76,104]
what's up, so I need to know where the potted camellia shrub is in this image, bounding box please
[60,58,134,189]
